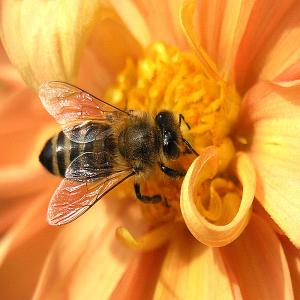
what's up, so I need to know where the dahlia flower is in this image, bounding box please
[1,0,300,299]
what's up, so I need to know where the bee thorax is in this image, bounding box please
[118,120,161,171]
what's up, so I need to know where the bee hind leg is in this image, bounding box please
[134,183,162,203]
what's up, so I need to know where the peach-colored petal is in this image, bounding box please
[0,42,26,97]
[153,228,236,299]
[235,1,300,91]
[110,248,166,300]
[0,192,52,265]
[196,0,256,81]
[110,0,188,49]
[0,226,58,300]
[0,193,58,300]
[0,0,102,90]
[0,125,59,198]
[180,0,221,81]
[77,3,143,97]
[116,222,176,251]
[194,0,300,92]
[281,237,300,298]
[32,193,147,300]
[181,146,256,247]
[238,80,300,247]
[221,214,294,300]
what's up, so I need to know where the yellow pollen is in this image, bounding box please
[106,42,242,248]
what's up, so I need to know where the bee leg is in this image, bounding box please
[182,138,199,156]
[179,115,199,156]
[159,163,186,178]
[163,197,171,208]
[134,183,162,203]
[179,114,191,130]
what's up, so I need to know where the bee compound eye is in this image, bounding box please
[155,111,172,127]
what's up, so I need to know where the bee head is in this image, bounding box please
[155,110,181,160]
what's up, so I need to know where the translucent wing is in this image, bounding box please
[39,81,128,143]
[64,121,112,143]
[47,170,134,226]
[65,152,122,182]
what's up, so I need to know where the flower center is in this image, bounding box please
[106,42,242,248]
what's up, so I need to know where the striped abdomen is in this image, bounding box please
[39,123,116,180]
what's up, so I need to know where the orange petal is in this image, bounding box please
[0,0,102,90]
[180,0,221,82]
[194,1,300,92]
[32,194,147,300]
[0,227,58,300]
[0,193,58,300]
[110,0,188,49]
[181,146,256,247]
[0,125,59,199]
[238,80,300,247]
[77,2,143,97]
[0,42,26,97]
[281,237,300,298]
[110,248,166,300]
[221,214,294,300]
[116,222,176,251]
[153,228,236,299]
[0,192,53,265]
[196,0,256,81]
[235,1,300,90]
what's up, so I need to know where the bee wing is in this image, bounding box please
[65,152,125,182]
[39,81,128,143]
[47,169,134,226]
[63,121,111,144]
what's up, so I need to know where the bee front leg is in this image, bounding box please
[159,163,186,178]
[134,183,162,203]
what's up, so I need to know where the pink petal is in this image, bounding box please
[221,214,294,300]
[237,80,300,247]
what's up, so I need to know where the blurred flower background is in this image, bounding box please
[1,0,300,299]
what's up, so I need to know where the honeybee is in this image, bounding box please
[39,82,198,225]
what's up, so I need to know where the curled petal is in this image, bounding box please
[0,0,102,89]
[181,147,256,247]
[238,80,300,247]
